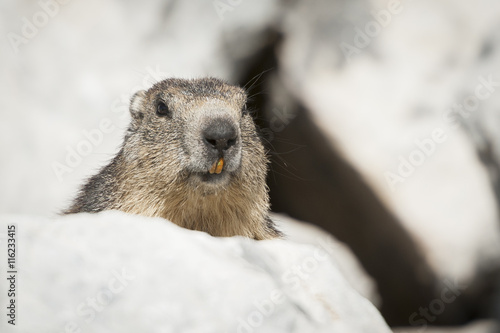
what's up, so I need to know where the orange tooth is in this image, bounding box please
[215,158,224,174]
[209,158,224,174]
[209,161,217,174]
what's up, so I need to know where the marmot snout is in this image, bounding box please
[64,77,282,240]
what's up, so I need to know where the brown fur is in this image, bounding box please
[64,78,281,240]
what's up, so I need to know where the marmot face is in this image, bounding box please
[126,78,261,194]
[65,77,280,239]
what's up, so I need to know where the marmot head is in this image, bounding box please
[125,78,267,195]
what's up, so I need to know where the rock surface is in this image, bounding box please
[274,213,380,306]
[2,0,500,329]
[279,0,500,288]
[258,0,500,325]
[0,211,390,333]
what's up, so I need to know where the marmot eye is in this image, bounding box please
[156,101,170,117]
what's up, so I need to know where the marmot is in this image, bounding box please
[64,78,282,240]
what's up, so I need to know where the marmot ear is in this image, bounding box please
[129,90,146,128]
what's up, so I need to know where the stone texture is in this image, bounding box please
[0,211,390,333]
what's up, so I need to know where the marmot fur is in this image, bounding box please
[64,78,281,240]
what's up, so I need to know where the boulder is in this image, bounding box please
[0,211,390,333]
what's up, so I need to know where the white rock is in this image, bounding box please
[0,211,390,333]
[279,0,500,288]
[272,213,380,306]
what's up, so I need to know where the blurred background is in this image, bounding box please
[1,0,500,331]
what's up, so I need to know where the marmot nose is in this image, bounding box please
[202,119,238,152]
